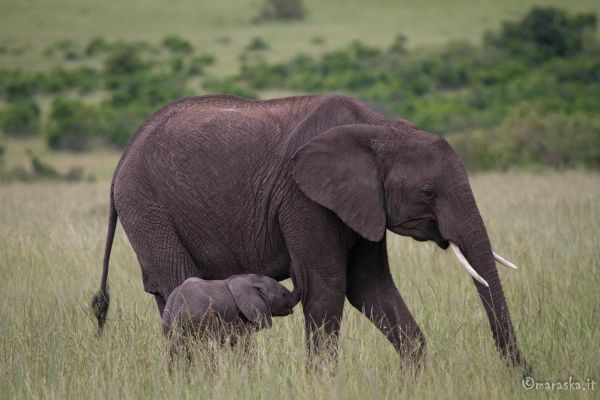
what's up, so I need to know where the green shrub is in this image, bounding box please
[246,37,270,52]
[0,134,5,167]
[0,70,39,100]
[255,0,305,22]
[95,104,149,148]
[0,99,41,136]
[449,106,600,169]
[485,7,597,63]
[389,34,408,55]
[202,77,257,99]
[170,57,185,75]
[162,35,193,54]
[104,45,148,78]
[187,54,216,76]
[108,73,189,108]
[311,36,325,46]
[494,106,600,168]
[85,37,112,56]
[46,98,98,151]
[38,67,100,94]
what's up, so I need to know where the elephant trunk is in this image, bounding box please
[442,186,524,367]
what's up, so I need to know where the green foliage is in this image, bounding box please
[39,67,100,94]
[44,39,80,60]
[108,73,189,108]
[389,34,408,54]
[187,54,216,76]
[0,99,41,136]
[46,98,98,151]
[162,35,193,54]
[227,7,600,169]
[246,37,270,52]
[0,134,5,166]
[0,67,100,99]
[85,37,112,56]
[202,76,257,99]
[104,44,148,78]
[449,106,600,169]
[170,56,185,74]
[0,6,597,167]
[485,6,597,63]
[255,0,306,22]
[0,70,39,100]
[94,104,150,148]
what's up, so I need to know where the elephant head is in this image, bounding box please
[227,274,302,328]
[292,123,524,367]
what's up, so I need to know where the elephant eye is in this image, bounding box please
[421,183,436,200]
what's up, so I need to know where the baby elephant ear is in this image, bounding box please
[226,276,272,328]
[292,124,388,242]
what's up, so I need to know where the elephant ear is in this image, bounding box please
[226,275,272,328]
[292,124,388,242]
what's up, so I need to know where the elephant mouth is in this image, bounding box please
[390,217,449,249]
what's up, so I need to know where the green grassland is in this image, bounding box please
[1,0,598,73]
[1,1,600,399]
[1,172,599,399]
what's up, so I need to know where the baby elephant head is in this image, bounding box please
[226,274,301,328]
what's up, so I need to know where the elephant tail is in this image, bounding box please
[91,184,117,335]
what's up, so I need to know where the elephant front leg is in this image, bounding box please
[301,264,347,362]
[346,237,426,365]
[279,202,349,364]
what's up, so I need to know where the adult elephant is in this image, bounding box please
[92,94,524,367]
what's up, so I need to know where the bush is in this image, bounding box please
[202,77,257,99]
[108,73,189,108]
[85,37,112,56]
[46,98,98,151]
[449,106,600,169]
[187,54,216,76]
[38,67,100,94]
[0,99,41,136]
[255,0,305,22]
[170,57,185,75]
[104,45,148,78]
[485,7,597,63]
[246,37,270,52]
[0,134,5,167]
[95,104,149,148]
[162,35,193,54]
[0,70,39,100]
[389,34,408,55]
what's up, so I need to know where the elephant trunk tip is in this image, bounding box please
[91,289,110,335]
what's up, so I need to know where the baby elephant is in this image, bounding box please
[162,274,301,345]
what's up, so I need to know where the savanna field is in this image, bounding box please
[1,172,599,399]
[1,0,600,399]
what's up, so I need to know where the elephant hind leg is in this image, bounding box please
[119,207,201,317]
[346,239,425,364]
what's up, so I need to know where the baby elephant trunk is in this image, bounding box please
[272,286,302,317]
[289,289,302,309]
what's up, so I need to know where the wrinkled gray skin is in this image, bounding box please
[162,274,301,337]
[92,94,526,370]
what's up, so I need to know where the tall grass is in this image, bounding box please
[1,172,599,399]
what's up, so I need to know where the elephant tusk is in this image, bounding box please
[493,251,518,269]
[448,242,489,288]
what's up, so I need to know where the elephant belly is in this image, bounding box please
[175,211,292,282]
